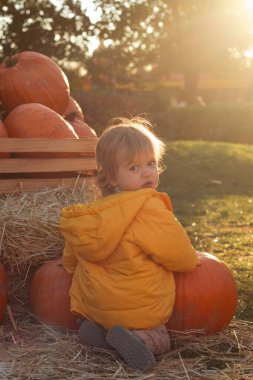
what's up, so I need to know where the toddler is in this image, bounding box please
[60,117,198,371]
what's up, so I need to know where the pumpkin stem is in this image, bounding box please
[4,56,18,68]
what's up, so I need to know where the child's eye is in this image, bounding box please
[129,165,139,172]
[148,160,156,167]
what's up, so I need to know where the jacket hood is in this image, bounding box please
[60,188,168,262]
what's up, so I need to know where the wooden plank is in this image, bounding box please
[0,176,96,194]
[0,157,97,173]
[0,138,98,152]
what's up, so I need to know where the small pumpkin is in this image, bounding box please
[29,258,78,330]
[0,262,8,323]
[64,114,97,168]
[63,96,84,121]
[0,51,69,114]
[166,252,238,334]
[65,113,97,138]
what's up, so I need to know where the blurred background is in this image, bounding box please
[1,0,253,142]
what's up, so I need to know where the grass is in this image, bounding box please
[159,140,253,321]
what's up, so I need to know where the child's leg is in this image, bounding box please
[78,320,111,349]
[106,326,156,371]
[133,324,170,355]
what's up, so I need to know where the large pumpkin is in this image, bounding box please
[29,258,78,330]
[63,96,84,121]
[4,103,78,138]
[166,252,238,334]
[0,263,8,323]
[0,51,69,114]
[4,103,78,158]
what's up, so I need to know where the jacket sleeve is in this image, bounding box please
[133,197,198,272]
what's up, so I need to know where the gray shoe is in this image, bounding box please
[106,326,156,371]
[78,320,111,349]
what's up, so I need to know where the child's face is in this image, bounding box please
[111,151,159,192]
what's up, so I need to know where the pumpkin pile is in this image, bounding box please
[0,51,97,325]
[0,50,96,143]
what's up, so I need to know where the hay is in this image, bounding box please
[0,178,98,274]
[2,282,253,379]
[1,299,253,380]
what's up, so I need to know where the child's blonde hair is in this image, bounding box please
[96,116,165,195]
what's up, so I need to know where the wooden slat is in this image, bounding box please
[0,157,97,173]
[0,138,98,152]
[0,138,98,193]
[0,176,96,194]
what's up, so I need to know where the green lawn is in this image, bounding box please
[159,141,253,321]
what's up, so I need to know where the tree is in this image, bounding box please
[0,0,92,81]
[93,0,253,103]
[86,42,132,90]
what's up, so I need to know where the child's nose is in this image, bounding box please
[142,167,150,177]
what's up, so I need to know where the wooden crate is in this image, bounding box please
[0,138,98,194]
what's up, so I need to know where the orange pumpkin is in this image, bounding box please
[0,120,9,158]
[4,103,78,139]
[64,114,96,162]
[29,258,78,330]
[4,103,78,158]
[65,113,97,138]
[63,96,84,121]
[0,51,69,114]
[166,252,238,334]
[0,263,8,323]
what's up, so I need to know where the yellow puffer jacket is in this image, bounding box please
[60,188,198,330]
